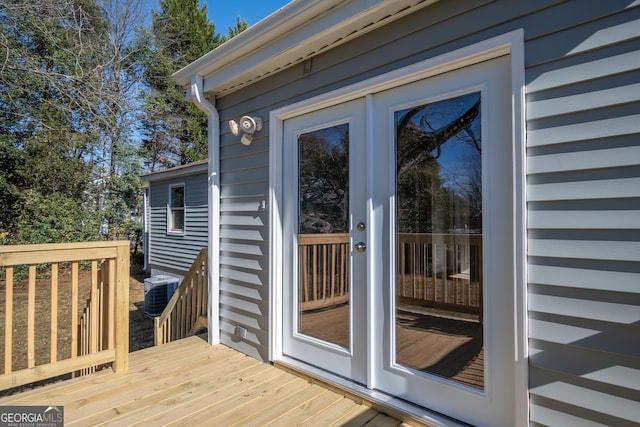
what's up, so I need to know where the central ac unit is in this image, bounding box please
[144,275,178,317]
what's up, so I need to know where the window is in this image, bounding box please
[168,184,185,233]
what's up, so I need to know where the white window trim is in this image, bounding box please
[269,29,527,425]
[167,182,186,235]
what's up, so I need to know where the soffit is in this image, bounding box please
[173,0,440,97]
[141,159,208,183]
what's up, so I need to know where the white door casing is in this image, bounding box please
[269,30,527,427]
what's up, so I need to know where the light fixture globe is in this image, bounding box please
[231,115,262,146]
[239,116,262,134]
[228,119,240,136]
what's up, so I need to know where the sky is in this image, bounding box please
[143,1,290,41]
[205,0,291,35]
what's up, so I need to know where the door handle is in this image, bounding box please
[354,242,366,253]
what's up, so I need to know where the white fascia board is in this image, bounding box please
[173,0,439,96]
[141,161,208,183]
[172,0,339,88]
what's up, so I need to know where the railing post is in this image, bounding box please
[154,317,161,346]
[113,243,129,373]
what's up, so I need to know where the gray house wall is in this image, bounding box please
[210,1,639,425]
[145,170,208,280]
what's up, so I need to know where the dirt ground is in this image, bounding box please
[128,270,154,351]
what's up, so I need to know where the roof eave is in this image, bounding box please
[172,0,337,88]
[141,160,208,183]
[172,0,440,97]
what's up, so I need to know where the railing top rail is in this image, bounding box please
[397,233,482,244]
[397,233,482,237]
[0,240,129,253]
[298,233,350,244]
[0,241,130,267]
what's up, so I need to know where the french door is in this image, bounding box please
[282,99,368,384]
[281,56,515,426]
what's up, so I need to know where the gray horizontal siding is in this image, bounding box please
[523,2,640,426]
[147,172,208,277]
[211,1,640,424]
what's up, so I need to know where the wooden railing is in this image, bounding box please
[154,248,208,345]
[297,232,482,315]
[298,233,350,311]
[0,241,129,391]
[398,233,482,315]
[77,260,114,376]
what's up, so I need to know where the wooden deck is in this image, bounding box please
[301,304,484,389]
[0,336,415,426]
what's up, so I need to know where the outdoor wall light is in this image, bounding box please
[228,115,263,146]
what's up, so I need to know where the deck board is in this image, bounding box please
[0,336,414,426]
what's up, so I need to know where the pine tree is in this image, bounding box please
[141,0,247,169]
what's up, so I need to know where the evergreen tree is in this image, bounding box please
[0,140,25,234]
[0,0,247,244]
[224,16,250,42]
[142,0,247,169]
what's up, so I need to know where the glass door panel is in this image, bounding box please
[395,92,484,389]
[282,98,367,384]
[371,55,515,427]
[298,124,351,349]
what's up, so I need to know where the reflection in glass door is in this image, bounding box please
[297,124,351,349]
[282,98,367,384]
[282,55,515,427]
[394,91,484,389]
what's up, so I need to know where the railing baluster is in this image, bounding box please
[422,241,428,300]
[178,291,183,338]
[203,258,209,318]
[201,266,206,318]
[413,242,418,299]
[302,246,309,302]
[191,277,197,327]
[341,242,346,298]
[4,267,13,374]
[27,265,36,369]
[90,261,98,355]
[455,240,459,304]
[332,243,336,298]
[320,244,326,301]
[71,261,79,359]
[50,263,58,363]
[108,259,115,349]
[312,245,318,302]
[396,233,482,316]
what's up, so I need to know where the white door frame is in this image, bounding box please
[269,29,527,425]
